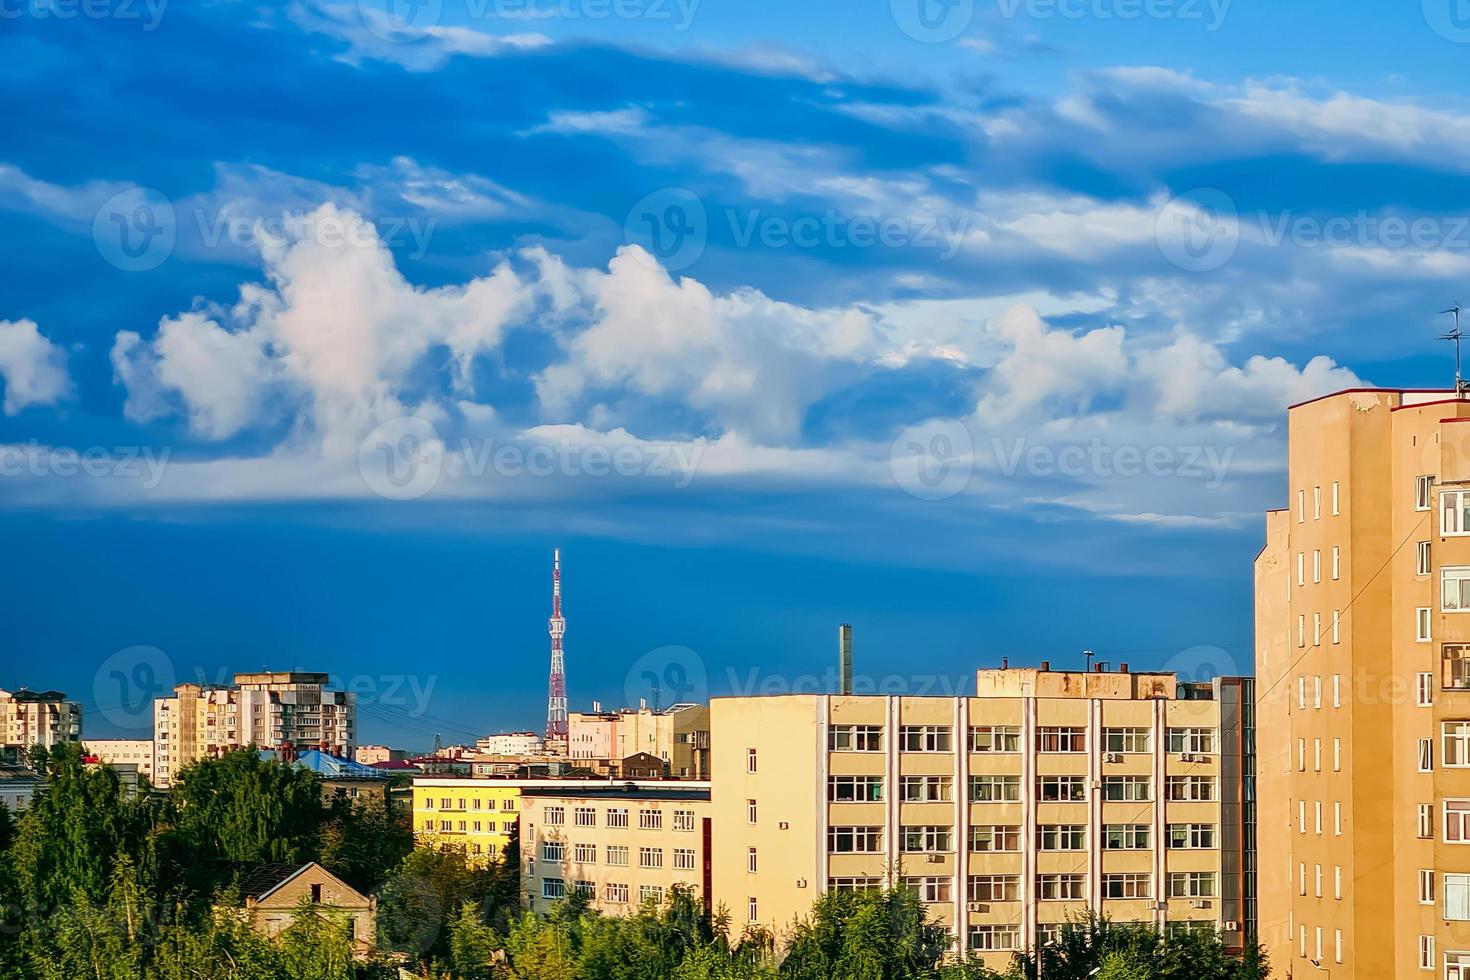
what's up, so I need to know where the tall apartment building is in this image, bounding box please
[711,668,1255,968]
[0,689,81,759]
[1255,386,1470,978]
[152,672,354,787]
[567,704,711,778]
[519,783,712,914]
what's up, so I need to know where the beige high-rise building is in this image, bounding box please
[567,704,711,778]
[710,668,1254,968]
[153,672,354,787]
[0,689,81,759]
[1255,386,1470,978]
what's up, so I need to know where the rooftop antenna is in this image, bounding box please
[1440,304,1468,395]
[1084,649,1095,673]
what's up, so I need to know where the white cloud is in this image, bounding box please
[0,319,71,415]
[287,1,550,71]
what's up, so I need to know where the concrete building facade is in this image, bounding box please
[567,705,710,778]
[519,783,712,915]
[1255,387,1470,978]
[84,738,155,780]
[0,689,81,758]
[710,669,1254,969]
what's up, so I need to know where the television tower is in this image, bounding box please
[545,548,569,741]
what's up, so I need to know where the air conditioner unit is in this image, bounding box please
[926,853,944,863]
[1104,752,1122,763]
[1190,899,1212,909]
[967,902,989,913]
[1180,753,1195,763]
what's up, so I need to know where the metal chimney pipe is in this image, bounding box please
[838,623,853,696]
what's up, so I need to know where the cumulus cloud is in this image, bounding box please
[0,319,71,415]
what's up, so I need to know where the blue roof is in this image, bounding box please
[258,749,390,780]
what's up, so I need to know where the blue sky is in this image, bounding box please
[0,0,1464,747]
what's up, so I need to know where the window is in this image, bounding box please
[606,845,629,866]
[1297,488,1305,521]
[673,848,696,871]
[747,847,757,873]
[1447,722,1470,767]
[1417,474,1434,511]
[541,841,565,862]
[1167,871,1216,898]
[1419,738,1434,772]
[1313,549,1321,582]
[1314,739,1322,772]
[640,885,664,905]
[827,876,883,892]
[1037,775,1086,802]
[1101,873,1152,899]
[1297,552,1305,587]
[1102,776,1151,802]
[1448,874,1470,920]
[900,775,953,802]
[607,808,629,829]
[1419,607,1434,642]
[1103,824,1150,850]
[1447,644,1470,690]
[747,897,757,922]
[572,843,596,863]
[1421,869,1436,905]
[541,878,565,900]
[1333,673,1341,706]
[1102,728,1151,753]
[969,875,1020,902]
[639,809,663,830]
[828,826,883,853]
[1447,800,1470,842]
[638,847,663,869]
[574,807,596,827]
[571,880,594,897]
[604,882,629,903]
[1334,865,1342,899]
[1037,874,1086,901]
[900,825,954,853]
[900,726,952,752]
[1447,489,1470,534]
[545,806,565,826]
[1037,825,1086,851]
[829,775,884,803]
[828,724,883,752]
[1332,545,1340,580]
[1446,567,1470,611]
[904,876,952,902]
[1167,728,1216,754]
[1419,673,1434,706]
[1167,823,1216,849]
[746,800,757,824]
[1037,727,1086,752]
[969,774,1020,802]
[969,725,1020,752]
[746,748,757,773]
[1332,609,1341,644]
[970,825,1021,852]
[1420,935,1435,972]
[1419,803,1434,839]
[1165,776,1216,801]
[1450,952,1470,980]
[1332,481,1340,515]
[968,925,1021,952]
[673,809,695,831]
[1314,486,1321,519]
[1419,540,1433,575]
[1297,615,1305,647]
[1335,801,1343,835]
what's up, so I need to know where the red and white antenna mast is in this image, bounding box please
[546,547,569,741]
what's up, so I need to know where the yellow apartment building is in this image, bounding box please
[1256,386,1470,978]
[710,668,1254,969]
[411,777,526,864]
[518,783,712,914]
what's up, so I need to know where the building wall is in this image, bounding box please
[1256,388,1470,978]
[0,691,81,755]
[85,739,154,778]
[712,684,1245,968]
[411,778,523,864]
[244,864,375,954]
[519,788,711,914]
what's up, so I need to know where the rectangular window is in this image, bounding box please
[572,843,596,863]
[1333,674,1341,707]
[1445,567,1470,611]
[968,925,1021,952]
[541,841,564,862]
[1418,673,1434,706]
[1421,869,1436,905]
[829,775,884,803]
[1420,607,1435,642]
[828,826,883,853]
[1101,728,1151,753]
[1167,728,1217,754]
[1101,776,1151,802]
[638,847,663,869]
[1419,738,1434,772]
[969,725,1021,752]
[1335,801,1343,835]
[545,806,565,826]
[1332,545,1340,579]
[1446,489,1470,534]
[607,808,629,829]
[1314,486,1321,519]
[899,825,954,853]
[747,748,757,773]
[1036,727,1086,753]
[747,897,757,922]
[605,882,629,903]
[1332,610,1341,644]
[572,880,594,898]
[1167,823,1217,849]
[1037,874,1086,901]
[1102,824,1151,850]
[639,809,663,830]
[1332,481,1340,515]
[574,807,596,827]
[673,848,696,871]
[1037,775,1086,802]
[900,726,953,752]
[968,874,1020,903]
[606,845,629,866]
[673,809,695,832]
[1418,474,1435,511]
[639,885,664,905]
[1420,935,1435,971]
[747,800,757,824]
[903,876,952,903]
[747,848,757,873]
[1167,871,1216,898]
[1448,873,1470,920]
[1297,488,1306,521]
[970,825,1021,852]
[828,725,883,752]
[900,775,953,802]
[1101,873,1152,899]
[541,878,564,900]
[1419,540,1434,575]
[969,774,1021,802]
[1447,644,1470,690]
[1037,825,1086,851]
[1165,776,1217,802]
[1313,549,1321,582]
[1297,552,1305,586]
[1447,800,1470,843]
[1419,803,1434,839]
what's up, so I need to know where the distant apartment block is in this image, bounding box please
[567,704,710,778]
[477,732,544,756]
[1255,386,1470,978]
[152,672,354,787]
[711,668,1254,966]
[519,783,712,914]
[84,738,154,779]
[411,777,527,864]
[0,688,81,759]
[354,744,408,766]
